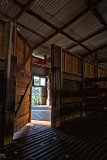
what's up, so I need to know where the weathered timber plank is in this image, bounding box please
[15,80,32,116]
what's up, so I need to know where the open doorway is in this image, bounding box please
[31,75,51,126]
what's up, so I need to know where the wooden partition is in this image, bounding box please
[51,44,107,128]
[51,45,83,127]
[14,35,32,133]
[0,18,32,146]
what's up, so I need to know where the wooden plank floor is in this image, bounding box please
[1,113,107,160]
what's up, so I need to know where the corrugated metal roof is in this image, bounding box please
[96,0,107,23]
[84,31,107,48]
[17,25,32,39]
[28,33,44,44]
[66,12,103,39]
[17,0,29,6]
[30,0,71,17]
[35,24,55,38]
[0,0,107,66]
[18,13,45,31]
[54,0,87,25]
[0,0,21,19]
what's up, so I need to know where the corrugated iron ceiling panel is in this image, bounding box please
[0,0,21,19]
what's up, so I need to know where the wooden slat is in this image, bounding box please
[15,80,32,116]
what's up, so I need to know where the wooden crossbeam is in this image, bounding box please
[15,79,32,116]
[85,77,107,83]
[15,0,35,21]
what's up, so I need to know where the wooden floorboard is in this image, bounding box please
[1,113,107,160]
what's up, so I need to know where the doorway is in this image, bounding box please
[31,75,51,125]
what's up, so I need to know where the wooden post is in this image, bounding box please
[51,44,62,128]
[0,22,17,146]
[81,58,85,117]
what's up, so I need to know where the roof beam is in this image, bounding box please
[84,0,106,26]
[26,39,51,51]
[15,0,35,21]
[10,0,103,51]
[67,25,107,50]
[82,43,107,57]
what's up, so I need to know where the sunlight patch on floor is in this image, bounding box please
[31,120,51,126]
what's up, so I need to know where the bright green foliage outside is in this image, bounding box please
[34,77,39,86]
[32,87,41,105]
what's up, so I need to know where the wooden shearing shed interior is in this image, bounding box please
[0,0,107,159]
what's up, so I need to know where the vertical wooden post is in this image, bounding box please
[1,22,17,146]
[51,44,62,128]
[81,58,85,117]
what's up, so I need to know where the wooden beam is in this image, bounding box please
[26,39,51,51]
[15,80,32,117]
[67,26,107,50]
[15,0,35,21]
[82,43,107,57]
[1,22,17,146]
[51,44,62,127]
[97,58,107,63]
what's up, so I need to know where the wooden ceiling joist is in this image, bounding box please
[15,0,35,21]
[10,0,104,51]
[82,43,107,57]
